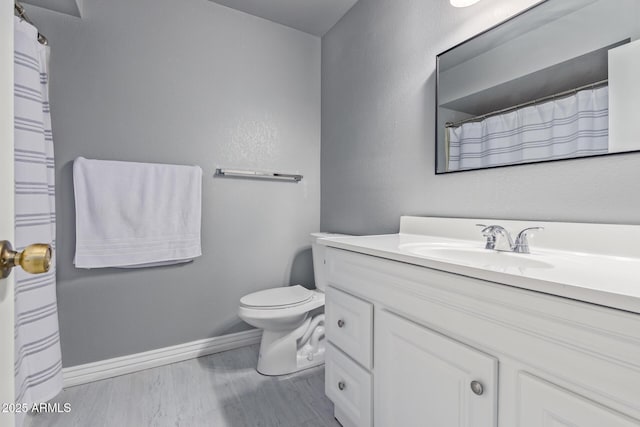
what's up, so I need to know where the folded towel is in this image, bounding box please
[73,157,202,268]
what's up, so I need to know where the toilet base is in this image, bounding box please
[256,315,326,376]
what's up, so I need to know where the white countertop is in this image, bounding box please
[320,231,640,315]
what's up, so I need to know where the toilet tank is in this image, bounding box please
[310,232,349,292]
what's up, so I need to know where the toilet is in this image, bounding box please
[238,232,345,376]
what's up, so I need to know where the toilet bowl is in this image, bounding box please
[238,232,346,376]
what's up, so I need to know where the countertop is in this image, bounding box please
[320,233,640,315]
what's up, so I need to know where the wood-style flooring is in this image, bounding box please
[25,344,341,427]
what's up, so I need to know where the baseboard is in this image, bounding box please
[62,329,262,388]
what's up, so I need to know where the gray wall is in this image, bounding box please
[27,0,320,367]
[321,0,640,236]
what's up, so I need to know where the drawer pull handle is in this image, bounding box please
[337,319,345,328]
[338,381,346,391]
[470,380,484,396]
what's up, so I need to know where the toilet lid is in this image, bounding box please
[240,285,314,309]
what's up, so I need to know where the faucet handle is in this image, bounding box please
[476,224,495,235]
[514,227,544,254]
[476,224,497,249]
[475,224,488,234]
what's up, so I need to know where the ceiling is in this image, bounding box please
[209,0,359,36]
[20,0,358,36]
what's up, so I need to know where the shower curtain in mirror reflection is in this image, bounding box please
[14,17,63,415]
[447,86,609,171]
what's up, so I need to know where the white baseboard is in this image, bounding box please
[62,329,262,388]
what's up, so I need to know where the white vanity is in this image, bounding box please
[321,216,640,427]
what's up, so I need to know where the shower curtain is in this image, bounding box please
[13,16,63,415]
[447,86,609,171]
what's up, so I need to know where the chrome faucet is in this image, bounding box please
[476,224,543,254]
[513,227,544,253]
[477,225,512,251]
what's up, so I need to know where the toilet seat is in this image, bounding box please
[239,290,325,322]
[240,285,314,310]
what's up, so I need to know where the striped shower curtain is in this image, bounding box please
[14,16,62,416]
[447,86,609,171]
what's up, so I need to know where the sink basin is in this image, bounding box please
[401,245,553,271]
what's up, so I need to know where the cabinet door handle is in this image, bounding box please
[338,381,346,391]
[470,380,484,396]
[337,319,345,328]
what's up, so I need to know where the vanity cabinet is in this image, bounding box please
[323,247,640,427]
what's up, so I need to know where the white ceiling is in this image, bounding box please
[21,0,358,36]
[209,0,359,36]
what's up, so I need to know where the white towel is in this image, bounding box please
[73,157,202,268]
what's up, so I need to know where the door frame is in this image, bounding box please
[0,2,16,426]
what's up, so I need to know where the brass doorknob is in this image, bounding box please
[0,240,52,278]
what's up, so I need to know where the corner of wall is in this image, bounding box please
[75,0,83,18]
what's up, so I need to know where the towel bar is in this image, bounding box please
[214,168,303,183]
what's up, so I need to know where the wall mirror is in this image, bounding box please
[436,0,640,173]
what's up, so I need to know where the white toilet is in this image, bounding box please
[238,232,345,376]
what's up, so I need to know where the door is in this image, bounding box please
[518,373,640,427]
[1,2,16,427]
[375,309,498,427]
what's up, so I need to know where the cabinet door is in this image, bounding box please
[375,310,498,427]
[518,373,640,427]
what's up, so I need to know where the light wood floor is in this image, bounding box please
[25,345,341,427]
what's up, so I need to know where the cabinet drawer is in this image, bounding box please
[326,343,372,427]
[326,286,373,369]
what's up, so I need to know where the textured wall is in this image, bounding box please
[321,0,640,236]
[27,0,320,366]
